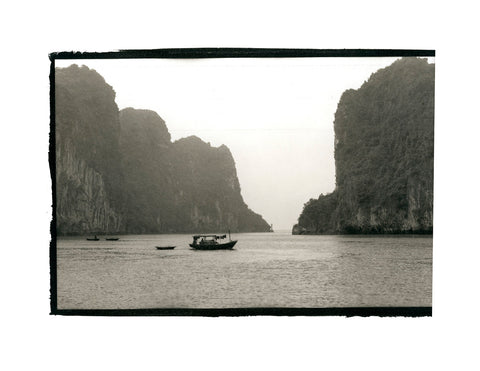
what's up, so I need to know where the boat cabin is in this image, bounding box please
[192,234,227,245]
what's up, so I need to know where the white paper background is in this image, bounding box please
[1,1,479,370]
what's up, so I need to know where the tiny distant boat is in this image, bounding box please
[86,235,99,241]
[189,233,237,250]
[105,238,119,241]
[156,246,176,250]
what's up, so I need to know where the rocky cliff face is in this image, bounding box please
[55,65,125,235]
[119,109,270,233]
[170,135,269,232]
[118,108,175,233]
[55,65,270,235]
[294,58,434,234]
[56,135,125,234]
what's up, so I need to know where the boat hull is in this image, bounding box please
[189,240,237,250]
[156,246,176,250]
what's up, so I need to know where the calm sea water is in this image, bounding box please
[56,232,432,309]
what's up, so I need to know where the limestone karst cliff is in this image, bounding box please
[118,108,270,233]
[55,65,270,235]
[55,65,125,235]
[293,57,434,234]
[170,135,269,232]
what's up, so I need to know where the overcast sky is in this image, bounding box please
[56,57,433,230]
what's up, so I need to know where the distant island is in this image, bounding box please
[293,58,434,234]
[55,64,271,235]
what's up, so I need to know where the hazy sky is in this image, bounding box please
[56,57,432,230]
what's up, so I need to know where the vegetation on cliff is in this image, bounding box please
[55,65,271,235]
[119,109,271,233]
[118,108,175,233]
[55,65,125,234]
[170,136,269,232]
[294,58,434,234]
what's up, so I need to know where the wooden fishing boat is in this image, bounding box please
[86,235,99,241]
[105,238,119,241]
[155,246,176,250]
[189,233,237,250]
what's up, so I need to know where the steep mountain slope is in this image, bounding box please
[294,58,434,234]
[55,65,271,235]
[170,135,270,232]
[55,65,125,235]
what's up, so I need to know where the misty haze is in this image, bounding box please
[52,53,433,315]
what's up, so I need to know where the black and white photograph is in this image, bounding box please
[52,51,434,315]
[4,1,480,370]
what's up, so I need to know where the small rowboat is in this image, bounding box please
[86,236,99,241]
[105,238,119,241]
[155,246,176,250]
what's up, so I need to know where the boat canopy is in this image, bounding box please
[192,234,227,240]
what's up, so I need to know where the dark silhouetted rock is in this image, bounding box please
[55,65,270,235]
[294,58,434,234]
